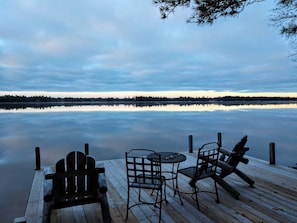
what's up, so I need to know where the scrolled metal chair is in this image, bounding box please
[125,149,167,223]
[175,142,220,210]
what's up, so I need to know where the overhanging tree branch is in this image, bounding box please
[153,0,264,24]
[154,0,297,61]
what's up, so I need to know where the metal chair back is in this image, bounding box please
[195,142,220,180]
[125,149,165,223]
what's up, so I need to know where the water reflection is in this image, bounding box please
[1,103,297,113]
[0,104,297,222]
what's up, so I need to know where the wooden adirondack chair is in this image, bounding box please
[214,135,255,199]
[43,151,111,223]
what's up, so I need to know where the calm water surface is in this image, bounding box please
[1,104,296,223]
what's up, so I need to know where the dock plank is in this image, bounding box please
[20,152,297,223]
[24,170,44,223]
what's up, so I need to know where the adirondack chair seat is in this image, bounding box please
[218,148,249,175]
[43,151,111,223]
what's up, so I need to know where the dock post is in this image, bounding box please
[189,135,193,153]
[269,142,276,165]
[217,132,222,147]
[85,143,89,155]
[35,146,41,170]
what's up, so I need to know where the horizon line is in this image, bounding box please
[0,90,296,98]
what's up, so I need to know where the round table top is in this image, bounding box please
[147,152,187,164]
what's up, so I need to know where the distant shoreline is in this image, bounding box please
[1,95,297,109]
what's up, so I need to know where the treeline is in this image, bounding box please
[0,95,297,103]
[134,96,297,102]
[0,95,122,103]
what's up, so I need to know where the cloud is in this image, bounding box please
[0,0,296,94]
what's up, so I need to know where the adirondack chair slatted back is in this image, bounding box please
[52,151,99,208]
[226,135,248,166]
[219,135,249,178]
[87,156,96,195]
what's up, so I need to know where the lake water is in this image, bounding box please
[1,103,297,223]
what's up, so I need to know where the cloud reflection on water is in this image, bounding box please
[0,104,297,222]
[1,103,297,113]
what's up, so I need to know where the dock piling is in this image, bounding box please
[269,142,276,165]
[35,146,41,170]
[85,143,89,155]
[189,132,222,153]
[217,132,222,147]
[188,135,193,153]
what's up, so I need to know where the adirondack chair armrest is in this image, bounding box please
[43,167,54,202]
[239,156,249,164]
[217,160,234,172]
[96,163,108,194]
[220,147,249,164]
[219,148,231,156]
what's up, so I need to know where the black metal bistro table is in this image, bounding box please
[147,152,187,190]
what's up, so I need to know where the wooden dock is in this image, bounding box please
[17,152,297,223]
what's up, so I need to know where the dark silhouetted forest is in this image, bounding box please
[0,95,297,109]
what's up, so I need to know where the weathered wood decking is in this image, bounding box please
[19,152,297,223]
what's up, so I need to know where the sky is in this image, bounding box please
[0,0,296,98]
